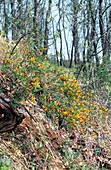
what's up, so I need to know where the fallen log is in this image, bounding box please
[0,96,25,133]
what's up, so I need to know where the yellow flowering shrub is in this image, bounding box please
[1,40,110,134]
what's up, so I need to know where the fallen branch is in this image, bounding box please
[0,97,25,133]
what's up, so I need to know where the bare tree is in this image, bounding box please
[69,0,80,69]
[3,0,9,39]
[10,0,15,39]
[43,0,52,56]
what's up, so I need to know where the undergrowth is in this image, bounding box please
[0,37,111,169]
[1,39,110,132]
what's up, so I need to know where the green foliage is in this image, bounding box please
[1,40,110,133]
[0,38,111,170]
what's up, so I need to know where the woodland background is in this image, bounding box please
[0,0,111,169]
[0,0,111,86]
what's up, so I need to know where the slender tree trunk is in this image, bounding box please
[10,0,15,40]
[52,17,59,63]
[3,0,8,39]
[62,15,70,63]
[43,0,52,56]
[58,0,63,66]
[17,0,22,37]
[69,0,80,69]
[33,0,38,47]
[89,1,99,67]
[69,31,74,68]
[99,0,106,56]
[82,11,86,72]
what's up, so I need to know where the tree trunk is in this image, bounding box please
[33,0,38,48]
[99,0,106,56]
[10,0,15,40]
[3,0,8,39]
[43,0,52,56]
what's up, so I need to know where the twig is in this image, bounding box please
[10,33,26,55]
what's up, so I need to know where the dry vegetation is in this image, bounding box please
[0,37,111,170]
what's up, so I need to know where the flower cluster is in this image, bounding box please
[39,71,109,131]
[1,43,109,133]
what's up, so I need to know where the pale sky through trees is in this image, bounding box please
[0,0,111,67]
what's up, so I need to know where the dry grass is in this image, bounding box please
[0,103,67,170]
[0,102,111,169]
[0,36,29,67]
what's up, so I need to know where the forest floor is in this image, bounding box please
[0,37,111,170]
[0,101,111,170]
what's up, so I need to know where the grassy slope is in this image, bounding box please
[0,37,111,170]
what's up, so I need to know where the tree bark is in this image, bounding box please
[43,0,52,56]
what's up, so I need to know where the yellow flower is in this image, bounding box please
[34,82,40,88]
[42,105,45,109]
[63,82,66,86]
[74,113,80,119]
[44,96,46,100]
[62,111,68,116]
[19,73,23,76]
[93,134,98,139]
[31,96,36,103]
[54,101,57,105]
[70,119,77,127]
[104,108,108,112]
[79,117,85,124]
[45,107,48,111]
[31,78,40,88]
[29,57,35,62]
[7,57,12,63]
[99,110,103,113]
